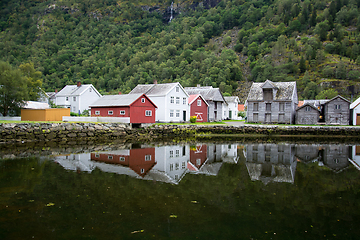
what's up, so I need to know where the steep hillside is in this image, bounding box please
[1,0,360,107]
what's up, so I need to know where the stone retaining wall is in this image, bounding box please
[1,123,360,144]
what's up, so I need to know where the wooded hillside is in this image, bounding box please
[1,0,360,104]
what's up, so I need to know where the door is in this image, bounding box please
[357,114,360,125]
[229,110,232,119]
[183,111,186,122]
[265,113,271,123]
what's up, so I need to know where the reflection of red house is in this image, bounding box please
[188,145,208,171]
[90,93,157,123]
[91,148,156,177]
[188,94,208,122]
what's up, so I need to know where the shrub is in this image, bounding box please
[190,116,197,123]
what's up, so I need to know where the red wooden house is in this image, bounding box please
[91,147,156,177]
[90,93,157,123]
[188,94,208,122]
[188,144,208,172]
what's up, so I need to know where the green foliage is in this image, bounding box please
[190,116,197,123]
[316,89,339,100]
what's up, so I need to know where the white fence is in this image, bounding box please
[62,116,130,123]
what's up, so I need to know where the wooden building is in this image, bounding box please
[295,103,320,125]
[323,95,350,125]
[188,94,208,122]
[90,93,157,124]
[246,80,298,124]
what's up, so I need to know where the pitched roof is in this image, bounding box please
[324,95,350,105]
[129,82,188,97]
[302,99,328,108]
[224,96,239,104]
[56,84,101,97]
[296,103,320,112]
[247,80,297,101]
[23,101,50,109]
[184,86,225,102]
[188,94,209,106]
[90,94,157,108]
[350,96,360,109]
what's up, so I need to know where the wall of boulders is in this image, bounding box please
[1,122,360,145]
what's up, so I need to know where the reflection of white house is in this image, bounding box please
[350,145,360,170]
[221,144,239,163]
[54,82,102,114]
[152,145,190,184]
[350,97,360,125]
[244,143,297,184]
[53,153,94,172]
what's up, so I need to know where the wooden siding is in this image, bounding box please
[247,101,294,124]
[190,96,208,122]
[324,98,350,125]
[295,106,320,125]
[21,108,70,121]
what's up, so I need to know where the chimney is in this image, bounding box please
[55,89,58,93]
[154,80,158,84]
[77,81,81,87]
[118,92,122,95]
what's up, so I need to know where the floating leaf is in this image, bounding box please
[46,203,55,207]
[191,201,198,204]
[131,230,144,234]
[28,200,34,202]
[170,215,177,218]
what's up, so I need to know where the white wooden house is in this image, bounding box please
[350,96,360,125]
[224,96,240,120]
[129,82,190,122]
[54,82,102,114]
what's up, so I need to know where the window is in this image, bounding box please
[95,111,100,115]
[108,155,113,160]
[263,89,273,101]
[196,159,201,166]
[176,97,180,104]
[279,103,284,111]
[176,86,179,92]
[120,110,125,115]
[95,153,100,158]
[265,113,271,122]
[279,113,285,122]
[182,162,186,169]
[175,149,180,157]
[73,107,76,112]
[305,106,311,111]
[170,110,174,117]
[66,97,69,101]
[145,110,152,116]
[145,155,151,161]
[73,97,76,101]
[252,152,258,161]
[253,103,259,111]
[253,145,258,151]
[183,97,186,104]
[141,169,145,174]
[141,98,145,103]
[170,96,174,103]
[197,100,201,106]
[253,113,258,122]
[170,164,174,171]
[176,110,180,118]
[175,163,179,170]
[89,88,92,92]
[170,150,174,157]
[108,110,113,115]
[266,103,271,111]
[335,104,341,110]
[120,157,125,161]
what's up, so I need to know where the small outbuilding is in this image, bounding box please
[295,103,320,125]
[188,94,208,122]
[323,95,350,125]
[90,93,157,124]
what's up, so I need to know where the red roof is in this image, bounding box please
[238,104,245,111]
[188,94,200,104]
[298,101,304,107]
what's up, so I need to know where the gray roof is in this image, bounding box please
[247,80,297,101]
[296,103,320,112]
[224,96,239,104]
[56,84,101,97]
[184,86,225,102]
[325,95,350,105]
[303,99,328,108]
[129,82,185,96]
[23,101,50,109]
[90,94,145,107]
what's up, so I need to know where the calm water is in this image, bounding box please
[1,141,360,240]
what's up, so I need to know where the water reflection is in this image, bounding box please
[51,142,360,184]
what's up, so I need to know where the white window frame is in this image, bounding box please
[176,110,180,118]
[141,98,145,103]
[95,153,100,158]
[145,155,151,161]
[183,97,186,105]
[66,97,69,101]
[170,110,174,118]
[170,150,174,157]
[175,149,180,157]
[170,96,174,104]
[335,104,341,110]
[176,86,179,92]
[108,155,113,160]
[176,97,180,104]
[95,111,100,115]
[197,100,201,106]
[108,110,114,115]
[119,157,125,161]
[145,110,152,116]
[120,110,125,115]
[73,97,76,101]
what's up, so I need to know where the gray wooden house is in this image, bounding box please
[246,80,298,124]
[323,95,350,125]
[295,103,320,125]
[322,145,350,172]
[185,86,226,122]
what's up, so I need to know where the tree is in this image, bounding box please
[0,61,28,116]
[19,62,43,101]
[316,89,338,100]
[299,56,306,73]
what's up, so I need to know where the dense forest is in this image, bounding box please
[1,0,360,103]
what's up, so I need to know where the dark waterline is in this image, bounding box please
[1,140,360,240]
